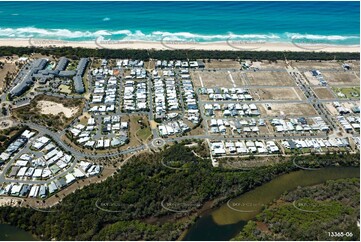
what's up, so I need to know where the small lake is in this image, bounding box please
[0,224,36,241]
[183,167,360,241]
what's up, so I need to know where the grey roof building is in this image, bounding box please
[20,185,30,197]
[58,70,76,77]
[55,57,69,71]
[72,58,89,94]
[10,58,48,97]
[39,185,47,198]
[73,76,85,94]
[76,58,89,77]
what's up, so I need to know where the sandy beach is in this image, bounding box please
[0,38,359,53]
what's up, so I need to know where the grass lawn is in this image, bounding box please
[137,127,152,141]
[130,115,152,142]
[59,84,72,94]
[332,87,360,99]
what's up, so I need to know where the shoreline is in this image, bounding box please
[0,38,359,53]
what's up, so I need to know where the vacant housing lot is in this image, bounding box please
[250,87,305,101]
[322,72,359,86]
[0,58,18,92]
[192,71,242,88]
[204,60,241,69]
[250,61,287,70]
[245,71,295,86]
[292,61,343,71]
[312,87,335,99]
[259,103,318,116]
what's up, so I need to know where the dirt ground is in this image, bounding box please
[342,101,360,110]
[219,154,289,169]
[245,71,295,86]
[324,103,339,116]
[303,71,320,86]
[249,60,287,70]
[259,103,318,117]
[145,60,155,70]
[0,57,19,92]
[312,87,335,99]
[0,197,23,207]
[185,120,205,136]
[323,102,359,116]
[232,72,250,86]
[192,71,239,88]
[204,60,241,69]
[251,87,305,100]
[291,60,343,71]
[322,72,359,86]
[78,112,91,125]
[37,100,79,118]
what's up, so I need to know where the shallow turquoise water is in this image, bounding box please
[0,1,359,44]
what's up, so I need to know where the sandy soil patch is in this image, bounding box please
[312,87,335,99]
[78,112,91,125]
[192,71,237,88]
[342,101,360,110]
[322,72,359,86]
[232,72,249,86]
[251,87,305,100]
[37,100,79,118]
[149,120,158,129]
[324,103,339,116]
[323,102,359,116]
[292,61,343,71]
[245,71,295,86]
[205,60,241,69]
[303,71,321,86]
[250,61,287,70]
[259,103,317,117]
[0,197,23,207]
[0,58,18,91]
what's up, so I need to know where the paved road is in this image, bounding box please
[1,61,358,187]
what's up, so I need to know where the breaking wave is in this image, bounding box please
[0,27,358,44]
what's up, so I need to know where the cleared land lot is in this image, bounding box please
[0,58,18,92]
[303,71,320,86]
[312,87,335,99]
[37,100,79,118]
[13,95,85,130]
[245,71,295,86]
[251,87,305,101]
[249,61,287,70]
[259,103,317,116]
[324,103,339,116]
[192,71,243,88]
[322,72,359,86]
[292,61,343,71]
[205,60,241,69]
[324,101,359,116]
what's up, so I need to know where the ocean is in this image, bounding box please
[0,1,359,45]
